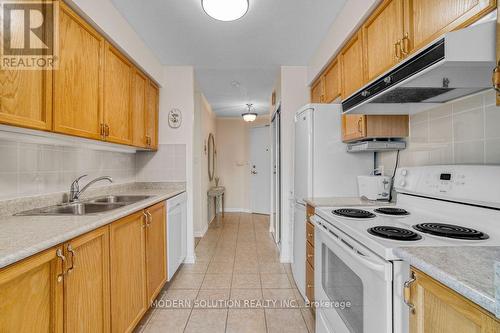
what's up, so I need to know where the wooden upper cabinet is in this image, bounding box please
[409,268,499,333]
[311,78,324,103]
[146,81,159,150]
[54,3,104,140]
[342,114,409,142]
[342,114,366,142]
[145,202,167,304]
[0,70,52,131]
[63,227,110,333]
[0,246,64,333]
[110,212,147,333]
[340,31,365,100]
[323,58,341,103]
[104,43,133,145]
[131,70,148,148]
[405,0,496,55]
[363,0,405,82]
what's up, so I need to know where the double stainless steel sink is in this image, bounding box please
[16,195,153,216]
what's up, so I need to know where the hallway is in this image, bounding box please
[137,213,314,333]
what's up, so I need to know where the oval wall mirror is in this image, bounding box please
[208,133,216,181]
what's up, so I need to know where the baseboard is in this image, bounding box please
[184,255,196,264]
[224,208,252,213]
[194,223,208,238]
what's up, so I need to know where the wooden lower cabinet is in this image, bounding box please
[408,268,500,333]
[0,246,64,333]
[305,261,315,306]
[63,226,110,333]
[110,211,148,333]
[145,202,167,304]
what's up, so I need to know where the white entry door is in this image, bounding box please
[250,126,271,214]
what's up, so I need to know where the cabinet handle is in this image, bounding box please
[307,284,313,289]
[357,118,363,134]
[394,40,401,60]
[56,248,66,282]
[100,124,105,139]
[401,33,410,56]
[104,124,110,137]
[142,211,148,227]
[403,272,416,314]
[146,211,153,225]
[307,233,313,237]
[67,244,76,274]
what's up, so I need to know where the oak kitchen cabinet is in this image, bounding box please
[131,69,148,148]
[146,81,160,150]
[54,2,104,140]
[0,246,64,333]
[340,31,365,99]
[63,227,110,333]
[342,114,409,142]
[103,43,133,145]
[305,204,315,313]
[145,202,167,304]
[311,78,324,103]
[323,58,341,103]
[362,0,405,82]
[407,268,499,333]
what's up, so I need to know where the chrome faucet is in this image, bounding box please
[69,175,113,202]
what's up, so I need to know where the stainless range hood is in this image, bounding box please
[342,18,496,114]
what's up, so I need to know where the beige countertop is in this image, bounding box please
[0,182,185,269]
[304,197,393,208]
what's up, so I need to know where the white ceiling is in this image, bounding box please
[110,0,347,116]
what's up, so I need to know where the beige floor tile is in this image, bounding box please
[231,273,261,289]
[143,309,191,333]
[201,273,232,289]
[195,289,230,308]
[301,308,316,333]
[261,273,292,289]
[292,288,307,307]
[233,261,259,274]
[178,261,209,274]
[229,288,263,307]
[184,309,228,333]
[156,289,198,309]
[265,309,309,333]
[211,254,235,263]
[259,263,286,274]
[262,289,299,308]
[169,273,205,290]
[207,261,234,274]
[226,309,266,333]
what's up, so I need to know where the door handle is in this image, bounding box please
[56,248,66,282]
[404,272,416,313]
[67,244,76,274]
[251,170,258,175]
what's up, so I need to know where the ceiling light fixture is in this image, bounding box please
[242,104,257,122]
[202,0,249,22]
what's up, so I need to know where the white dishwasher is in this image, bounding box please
[166,192,187,280]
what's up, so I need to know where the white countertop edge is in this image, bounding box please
[0,189,185,269]
[394,247,497,317]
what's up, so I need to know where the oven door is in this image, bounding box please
[313,217,393,333]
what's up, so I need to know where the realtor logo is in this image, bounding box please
[1,1,59,70]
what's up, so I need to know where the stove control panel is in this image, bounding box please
[394,165,500,207]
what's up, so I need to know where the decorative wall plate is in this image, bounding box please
[168,108,182,128]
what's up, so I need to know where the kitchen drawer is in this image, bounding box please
[306,240,315,268]
[306,221,315,246]
[306,261,314,305]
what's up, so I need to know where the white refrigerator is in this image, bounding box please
[292,104,373,299]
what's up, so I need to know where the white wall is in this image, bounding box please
[274,66,309,262]
[307,0,380,84]
[378,90,500,174]
[68,0,163,83]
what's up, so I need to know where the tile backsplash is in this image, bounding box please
[0,140,186,200]
[378,89,499,174]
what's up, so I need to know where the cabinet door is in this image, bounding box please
[146,81,159,150]
[104,43,133,145]
[54,3,104,140]
[342,114,366,142]
[0,69,52,130]
[311,78,324,103]
[64,226,110,333]
[363,0,405,82]
[131,69,148,148]
[110,212,147,333]
[323,59,341,103]
[409,268,499,333]
[145,202,167,304]
[0,246,63,333]
[405,0,495,54]
[340,31,365,99]
[305,261,314,305]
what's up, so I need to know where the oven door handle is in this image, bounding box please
[313,216,389,275]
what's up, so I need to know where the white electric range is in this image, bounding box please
[312,165,500,333]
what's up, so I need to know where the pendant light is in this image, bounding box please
[202,0,249,22]
[242,104,257,122]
